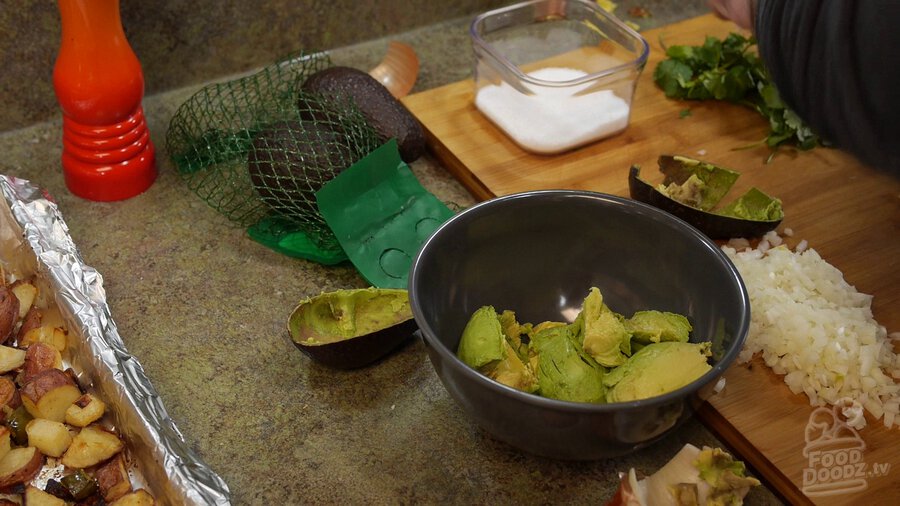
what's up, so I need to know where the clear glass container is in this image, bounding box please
[470,0,649,154]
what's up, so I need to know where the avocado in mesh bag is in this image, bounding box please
[165,52,383,260]
[246,94,376,220]
[301,66,425,163]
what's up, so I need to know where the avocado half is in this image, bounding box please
[288,288,417,369]
[628,155,783,239]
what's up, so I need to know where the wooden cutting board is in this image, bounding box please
[403,13,900,506]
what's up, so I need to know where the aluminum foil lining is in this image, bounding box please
[0,175,231,506]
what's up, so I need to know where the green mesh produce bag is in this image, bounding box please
[165,51,383,262]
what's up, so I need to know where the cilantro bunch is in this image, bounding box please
[653,33,823,157]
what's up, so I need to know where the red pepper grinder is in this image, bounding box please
[53,0,156,201]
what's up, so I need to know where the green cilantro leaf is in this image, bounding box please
[653,32,824,159]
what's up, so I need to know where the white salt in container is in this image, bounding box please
[470,0,649,154]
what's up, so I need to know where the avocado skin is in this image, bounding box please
[294,317,417,369]
[289,288,419,369]
[628,165,782,239]
[247,119,359,217]
[302,66,426,163]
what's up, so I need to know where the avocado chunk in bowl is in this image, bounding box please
[456,288,713,405]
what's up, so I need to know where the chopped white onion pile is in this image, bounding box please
[723,231,900,430]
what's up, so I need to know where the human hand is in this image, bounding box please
[707,0,755,30]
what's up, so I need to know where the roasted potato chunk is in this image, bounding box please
[96,454,132,502]
[109,489,156,506]
[26,418,73,458]
[0,288,18,345]
[61,425,123,469]
[15,306,41,344]
[0,345,25,375]
[0,427,10,462]
[8,280,37,320]
[0,446,43,489]
[24,484,67,506]
[21,342,63,383]
[0,376,21,423]
[65,393,106,428]
[20,369,82,423]
[18,324,67,353]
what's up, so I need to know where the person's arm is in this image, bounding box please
[708,0,756,31]
[756,0,900,172]
[713,0,900,173]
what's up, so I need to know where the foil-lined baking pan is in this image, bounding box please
[0,175,231,505]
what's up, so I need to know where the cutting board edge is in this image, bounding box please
[421,125,497,201]
[696,401,811,506]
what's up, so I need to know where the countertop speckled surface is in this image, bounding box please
[0,2,785,504]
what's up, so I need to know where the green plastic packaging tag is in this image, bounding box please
[316,139,455,288]
[246,215,349,265]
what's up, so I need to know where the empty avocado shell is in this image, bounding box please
[289,287,417,369]
[629,155,783,239]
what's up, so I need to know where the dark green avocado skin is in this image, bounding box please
[302,66,426,163]
[293,317,418,369]
[288,287,420,369]
[628,166,781,239]
[247,119,359,217]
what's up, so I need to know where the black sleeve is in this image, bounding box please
[754,0,900,174]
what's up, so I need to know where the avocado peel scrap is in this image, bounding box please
[607,443,761,505]
[629,155,783,239]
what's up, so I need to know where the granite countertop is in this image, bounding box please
[0,4,785,505]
